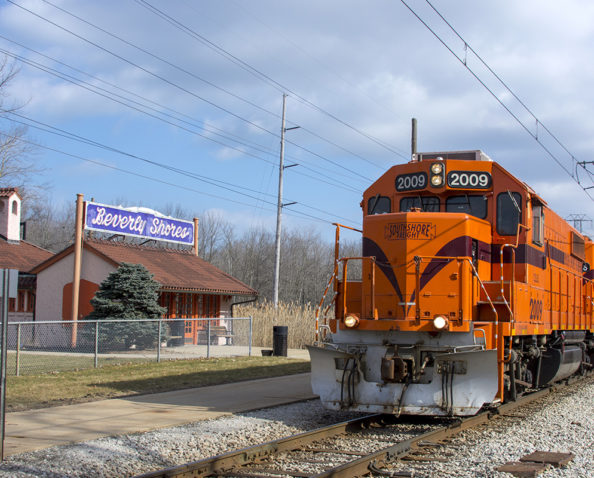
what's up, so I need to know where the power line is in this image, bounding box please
[134,0,408,162]
[399,0,594,202]
[37,0,386,175]
[0,44,363,194]
[3,112,360,225]
[1,129,360,228]
[5,0,374,183]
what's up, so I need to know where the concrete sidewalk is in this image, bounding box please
[5,373,316,457]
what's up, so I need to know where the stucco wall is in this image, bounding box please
[0,193,21,241]
[35,249,116,322]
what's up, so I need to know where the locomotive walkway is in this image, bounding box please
[5,352,314,457]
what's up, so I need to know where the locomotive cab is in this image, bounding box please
[308,150,593,416]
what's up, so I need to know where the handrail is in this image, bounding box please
[413,255,499,328]
[414,254,504,400]
[341,256,377,320]
[314,265,339,342]
[499,223,531,331]
[315,224,363,342]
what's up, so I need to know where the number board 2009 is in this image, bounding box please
[447,171,492,189]
[395,172,427,191]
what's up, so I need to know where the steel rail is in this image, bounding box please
[312,386,556,478]
[134,414,393,478]
[134,376,587,478]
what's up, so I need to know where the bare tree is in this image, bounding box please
[199,210,233,263]
[0,55,39,189]
[23,197,75,251]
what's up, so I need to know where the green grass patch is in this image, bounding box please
[5,351,149,375]
[7,356,310,412]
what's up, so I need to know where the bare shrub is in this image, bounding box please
[234,300,316,349]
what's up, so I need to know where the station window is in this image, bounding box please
[367,195,391,215]
[400,196,440,212]
[497,192,522,236]
[532,203,544,246]
[445,195,487,219]
[18,290,25,312]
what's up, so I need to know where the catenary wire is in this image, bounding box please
[423,0,581,168]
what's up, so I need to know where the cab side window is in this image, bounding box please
[368,195,391,215]
[532,204,544,245]
[497,192,522,235]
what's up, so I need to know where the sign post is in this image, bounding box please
[0,268,18,460]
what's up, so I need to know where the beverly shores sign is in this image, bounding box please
[84,201,194,246]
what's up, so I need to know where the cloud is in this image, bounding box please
[1,0,594,232]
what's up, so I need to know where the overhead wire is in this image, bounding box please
[134,0,409,162]
[5,0,374,183]
[0,129,360,227]
[2,112,360,225]
[424,0,581,167]
[399,0,594,201]
[37,0,387,175]
[0,45,362,194]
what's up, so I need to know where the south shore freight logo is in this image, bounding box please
[385,222,436,240]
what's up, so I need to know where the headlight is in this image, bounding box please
[344,314,360,328]
[431,175,443,186]
[433,315,448,330]
[431,162,443,174]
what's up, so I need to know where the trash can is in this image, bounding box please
[272,325,288,357]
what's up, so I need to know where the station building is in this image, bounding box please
[0,188,53,322]
[31,237,257,345]
[3,190,257,348]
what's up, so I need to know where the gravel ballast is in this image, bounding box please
[1,376,592,477]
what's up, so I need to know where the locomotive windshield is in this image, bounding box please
[368,195,391,215]
[445,195,487,219]
[400,196,439,212]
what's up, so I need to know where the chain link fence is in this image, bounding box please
[5,317,253,376]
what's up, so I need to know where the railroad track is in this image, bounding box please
[133,383,574,478]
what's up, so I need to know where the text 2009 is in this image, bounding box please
[447,171,491,189]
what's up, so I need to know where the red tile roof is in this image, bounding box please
[0,240,53,272]
[33,238,257,296]
[0,188,20,198]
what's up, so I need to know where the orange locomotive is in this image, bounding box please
[308,150,594,416]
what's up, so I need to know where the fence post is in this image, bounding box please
[249,316,252,357]
[157,318,162,363]
[94,321,99,368]
[207,319,211,359]
[15,324,20,377]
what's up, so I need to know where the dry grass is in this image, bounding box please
[235,300,316,349]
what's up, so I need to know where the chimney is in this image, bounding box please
[0,188,22,242]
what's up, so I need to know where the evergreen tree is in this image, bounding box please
[87,263,166,350]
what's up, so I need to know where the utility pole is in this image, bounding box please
[273,94,298,308]
[565,213,592,233]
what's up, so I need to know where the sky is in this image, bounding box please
[2,0,594,240]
